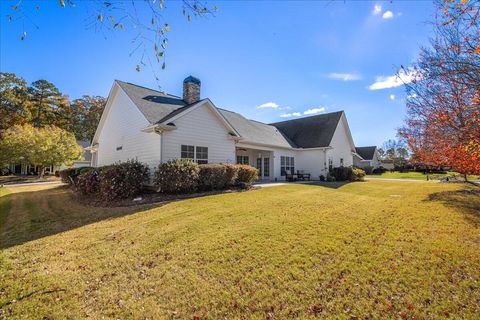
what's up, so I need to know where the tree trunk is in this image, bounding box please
[38,166,46,180]
[464,173,468,182]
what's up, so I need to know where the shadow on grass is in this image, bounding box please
[425,188,480,227]
[0,186,169,250]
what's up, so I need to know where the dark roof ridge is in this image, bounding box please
[269,110,344,125]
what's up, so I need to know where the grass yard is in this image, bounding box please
[366,171,479,181]
[0,181,479,319]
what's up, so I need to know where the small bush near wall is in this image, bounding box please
[199,164,238,190]
[236,165,258,186]
[154,159,200,194]
[98,160,150,201]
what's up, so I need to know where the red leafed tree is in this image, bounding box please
[399,1,480,178]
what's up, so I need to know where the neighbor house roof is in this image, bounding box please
[218,109,295,148]
[76,140,92,162]
[270,111,344,148]
[116,80,186,124]
[355,146,377,160]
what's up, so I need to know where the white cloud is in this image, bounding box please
[382,11,394,19]
[279,112,301,118]
[373,4,382,15]
[389,94,395,100]
[368,69,417,90]
[256,102,279,109]
[328,73,362,81]
[303,107,326,115]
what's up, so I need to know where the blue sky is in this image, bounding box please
[0,1,435,146]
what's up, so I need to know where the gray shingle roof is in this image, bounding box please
[270,111,343,148]
[218,109,294,148]
[355,146,377,160]
[114,80,346,150]
[116,80,186,124]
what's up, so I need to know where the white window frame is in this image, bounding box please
[181,145,208,164]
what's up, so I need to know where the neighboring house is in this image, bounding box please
[353,146,381,169]
[380,159,395,170]
[59,140,93,170]
[90,76,358,181]
[9,140,92,175]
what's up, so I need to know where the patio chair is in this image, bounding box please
[285,170,297,182]
[297,170,311,181]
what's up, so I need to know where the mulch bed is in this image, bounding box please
[74,186,260,208]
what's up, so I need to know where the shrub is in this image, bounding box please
[351,168,366,181]
[59,167,94,186]
[326,174,336,182]
[59,168,77,185]
[223,163,239,187]
[198,164,239,190]
[154,159,200,194]
[362,166,374,175]
[236,165,258,185]
[319,175,325,181]
[98,160,149,201]
[331,167,352,181]
[76,169,101,196]
[372,167,387,174]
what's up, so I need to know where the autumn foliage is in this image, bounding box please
[400,0,480,175]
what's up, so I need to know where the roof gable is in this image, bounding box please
[270,111,343,148]
[219,109,294,148]
[355,146,377,160]
[116,80,186,124]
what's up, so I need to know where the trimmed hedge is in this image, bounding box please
[59,167,94,186]
[236,165,258,185]
[76,169,100,196]
[331,166,366,182]
[198,163,238,190]
[153,159,200,194]
[154,162,257,194]
[331,167,352,181]
[73,161,149,201]
[98,160,149,201]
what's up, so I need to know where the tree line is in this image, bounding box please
[1,72,106,141]
[0,72,106,177]
[400,0,480,176]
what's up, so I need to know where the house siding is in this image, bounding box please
[162,104,236,164]
[96,87,161,171]
[327,114,354,168]
[296,149,328,180]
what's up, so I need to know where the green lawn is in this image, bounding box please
[1,181,479,319]
[366,171,479,180]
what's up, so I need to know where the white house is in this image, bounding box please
[90,76,359,181]
[353,146,381,169]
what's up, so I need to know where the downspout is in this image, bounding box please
[160,131,164,164]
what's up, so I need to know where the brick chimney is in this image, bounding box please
[183,76,201,104]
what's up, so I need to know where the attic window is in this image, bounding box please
[167,122,176,126]
[116,146,123,151]
[228,132,236,136]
